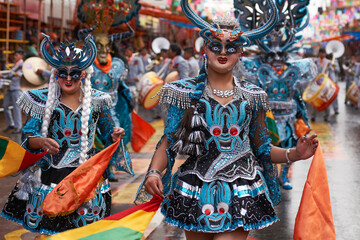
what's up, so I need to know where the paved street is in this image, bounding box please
[0,81,359,239]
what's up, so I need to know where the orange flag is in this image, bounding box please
[131,110,155,152]
[43,139,121,217]
[294,145,336,240]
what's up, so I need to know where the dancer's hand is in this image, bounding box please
[145,175,164,198]
[296,134,319,160]
[111,127,125,142]
[28,137,60,155]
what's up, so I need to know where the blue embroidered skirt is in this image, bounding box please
[161,170,279,232]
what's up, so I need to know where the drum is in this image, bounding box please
[164,71,179,83]
[346,81,359,106]
[138,71,164,109]
[22,57,50,86]
[303,73,339,112]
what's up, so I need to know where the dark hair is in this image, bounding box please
[126,46,134,52]
[184,46,195,56]
[319,47,326,53]
[169,43,182,56]
[15,48,24,55]
[160,48,168,53]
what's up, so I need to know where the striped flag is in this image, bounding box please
[47,195,163,240]
[265,110,280,145]
[0,136,46,178]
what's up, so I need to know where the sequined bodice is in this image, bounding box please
[179,86,260,182]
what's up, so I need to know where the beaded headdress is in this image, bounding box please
[40,33,97,70]
[235,0,310,53]
[77,0,140,41]
[181,0,278,47]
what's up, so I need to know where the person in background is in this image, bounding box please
[0,49,24,134]
[312,48,338,122]
[164,43,189,80]
[140,47,151,72]
[183,46,200,78]
[124,46,144,98]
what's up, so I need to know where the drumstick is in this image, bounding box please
[5,65,17,75]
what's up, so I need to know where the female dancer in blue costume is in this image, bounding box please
[236,0,317,190]
[1,34,125,234]
[135,0,318,239]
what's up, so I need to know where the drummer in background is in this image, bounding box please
[0,49,24,134]
[354,51,360,109]
[139,47,151,72]
[164,43,189,80]
[311,48,339,122]
[154,48,170,74]
[125,46,144,97]
[344,55,357,105]
[183,46,199,78]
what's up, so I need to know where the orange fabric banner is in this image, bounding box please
[131,111,155,152]
[294,145,336,240]
[43,139,120,217]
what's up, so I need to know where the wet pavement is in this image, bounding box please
[0,81,359,239]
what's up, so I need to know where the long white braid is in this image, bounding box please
[79,66,93,163]
[41,68,60,137]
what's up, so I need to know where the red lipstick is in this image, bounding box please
[217,57,228,64]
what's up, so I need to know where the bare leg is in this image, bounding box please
[185,230,214,240]
[213,228,249,240]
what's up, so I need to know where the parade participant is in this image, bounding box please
[140,47,151,72]
[1,34,126,234]
[0,49,24,134]
[164,43,189,80]
[354,52,360,109]
[238,0,317,190]
[125,46,145,95]
[135,0,318,239]
[183,46,200,78]
[343,55,357,104]
[312,48,338,122]
[76,0,141,179]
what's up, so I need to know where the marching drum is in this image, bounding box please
[303,73,339,112]
[22,57,50,86]
[164,71,179,83]
[346,81,359,106]
[138,71,164,109]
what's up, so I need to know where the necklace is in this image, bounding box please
[208,80,234,98]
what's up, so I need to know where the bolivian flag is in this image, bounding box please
[47,195,163,240]
[0,136,47,178]
[266,110,280,145]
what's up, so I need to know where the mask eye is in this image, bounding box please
[217,202,229,214]
[58,70,68,79]
[77,207,88,216]
[69,70,81,82]
[202,204,214,215]
[280,88,286,94]
[26,204,34,213]
[209,42,222,54]
[273,88,278,94]
[229,125,240,136]
[225,43,238,55]
[92,206,101,215]
[210,125,222,136]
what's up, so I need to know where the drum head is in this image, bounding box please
[22,57,50,86]
[142,84,163,109]
[165,71,179,83]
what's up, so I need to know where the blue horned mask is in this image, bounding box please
[40,33,97,71]
[181,0,279,48]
